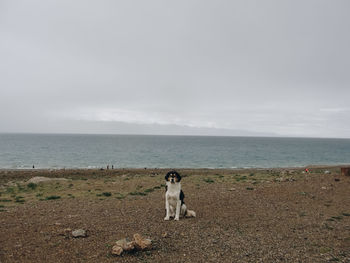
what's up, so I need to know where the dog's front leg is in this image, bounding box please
[174,200,181,221]
[164,196,170,221]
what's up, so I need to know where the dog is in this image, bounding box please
[164,170,196,221]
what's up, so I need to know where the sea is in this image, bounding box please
[0,133,349,169]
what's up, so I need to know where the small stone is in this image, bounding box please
[229,188,236,191]
[321,186,327,190]
[162,232,168,238]
[111,245,123,256]
[133,233,152,250]
[72,229,87,238]
[58,228,71,237]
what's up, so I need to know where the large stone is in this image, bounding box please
[133,234,152,250]
[111,245,123,256]
[72,229,87,238]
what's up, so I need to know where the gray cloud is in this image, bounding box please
[1,0,350,137]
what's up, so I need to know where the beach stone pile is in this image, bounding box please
[112,233,152,256]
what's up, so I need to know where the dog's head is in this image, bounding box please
[165,170,181,184]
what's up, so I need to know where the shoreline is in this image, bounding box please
[0,164,349,172]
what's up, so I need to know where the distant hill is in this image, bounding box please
[43,120,277,137]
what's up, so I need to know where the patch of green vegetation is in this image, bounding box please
[129,191,147,196]
[68,183,74,188]
[102,192,112,197]
[324,223,334,230]
[116,193,126,200]
[27,183,37,190]
[249,173,255,177]
[0,199,12,202]
[67,193,75,198]
[235,175,247,182]
[36,193,43,197]
[319,247,332,254]
[17,184,25,192]
[6,187,15,194]
[246,187,254,191]
[153,186,161,190]
[299,212,307,217]
[124,177,130,181]
[203,178,215,183]
[15,196,25,203]
[0,204,4,208]
[342,212,350,217]
[331,216,343,221]
[144,188,154,193]
[45,195,61,200]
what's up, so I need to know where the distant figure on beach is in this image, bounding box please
[112,165,114,169]
[305,168,310,173]
[107,165,109,170]
[32,165,35,169]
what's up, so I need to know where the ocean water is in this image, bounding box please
[0,133,349,169]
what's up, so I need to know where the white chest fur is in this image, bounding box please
[166,182,181,198]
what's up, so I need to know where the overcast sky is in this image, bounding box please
[1,0,350,138]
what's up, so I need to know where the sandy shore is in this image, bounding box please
[1,167,350,262]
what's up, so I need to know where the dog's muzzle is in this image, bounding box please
[171,178,175,183]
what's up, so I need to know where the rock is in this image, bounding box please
[125,241,135,251]
[324,170,331,174]
[162,232,168,238]
[115,238,135,252]
[58,228,72,237]
[335,178,340,182]
[229,188,236,191]
[133,233,152,250]
[321,186,327,190]
[111,245,123,256]
[72,229,87,238]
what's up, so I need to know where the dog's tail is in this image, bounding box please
[185,209,196,218]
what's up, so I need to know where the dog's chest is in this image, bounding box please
[166,184,181,203]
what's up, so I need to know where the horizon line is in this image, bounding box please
[0,131,349,140]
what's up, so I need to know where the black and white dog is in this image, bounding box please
[164,170,196,221]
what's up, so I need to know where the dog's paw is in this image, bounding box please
[164,216,170,221]
[174,217,179,221]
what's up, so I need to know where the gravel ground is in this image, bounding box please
[0,168,350,262]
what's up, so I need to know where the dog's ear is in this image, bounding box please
[175,171,181,182]
[165,171,171,181]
